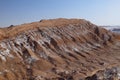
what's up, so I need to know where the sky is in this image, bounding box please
[0,0,120,27]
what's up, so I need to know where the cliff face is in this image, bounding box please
[0,18,120,80]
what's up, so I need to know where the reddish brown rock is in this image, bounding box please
[0,18,120,80]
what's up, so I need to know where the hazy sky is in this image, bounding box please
[0,0,120,27]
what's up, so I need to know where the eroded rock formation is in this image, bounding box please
[0,18,120,80]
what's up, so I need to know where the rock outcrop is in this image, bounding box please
[0,18,120,80]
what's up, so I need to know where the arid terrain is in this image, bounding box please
[0,18,120,80]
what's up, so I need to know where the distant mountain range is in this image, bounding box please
[102,26,120,33]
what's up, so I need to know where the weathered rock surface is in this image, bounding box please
[0,18,120,80]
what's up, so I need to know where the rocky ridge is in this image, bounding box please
[0,18,120,80]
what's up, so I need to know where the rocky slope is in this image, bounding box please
[0,18,120,80]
